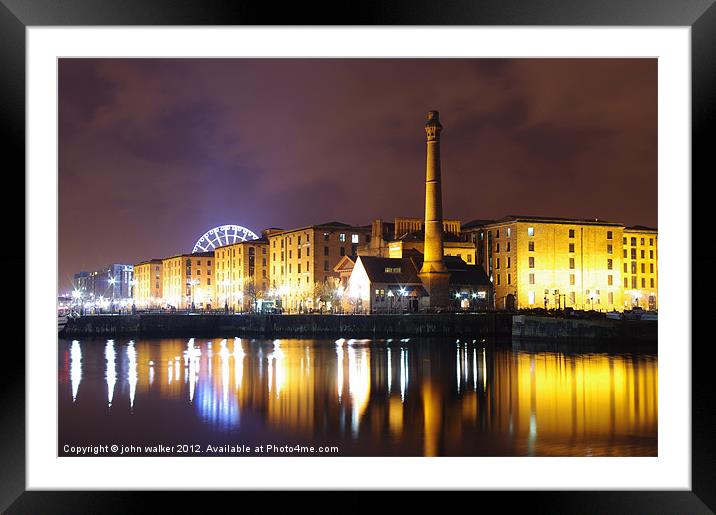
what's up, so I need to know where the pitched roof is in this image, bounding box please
[357,256,422,284]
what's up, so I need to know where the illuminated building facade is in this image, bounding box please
[268,222,371,313]
[461,216,658,311]
[213,235,270,312]
[132,259,163,308]
[72,263,134,307]
[161,251,215,309]
[622,226,658,310]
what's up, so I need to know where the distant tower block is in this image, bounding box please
[418,110,451,308]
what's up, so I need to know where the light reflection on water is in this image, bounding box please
[59,337,657,457]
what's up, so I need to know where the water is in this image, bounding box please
[58,337,657,457]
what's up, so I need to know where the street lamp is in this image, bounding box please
[108,276,117,313]
[188,278,200,310]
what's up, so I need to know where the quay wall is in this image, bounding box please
[61,313,512,339]
[61,313,657,342]
[512,315,657,342]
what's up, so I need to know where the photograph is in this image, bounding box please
[57,57,659,458]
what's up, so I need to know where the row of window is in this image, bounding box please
[624,237,655,246]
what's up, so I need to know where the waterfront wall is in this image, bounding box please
[61,313,657,342]
[62,313,513,339]
[512,315,657,342]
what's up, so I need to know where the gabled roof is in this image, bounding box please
[357,256,422,284]
[334,255,357,272]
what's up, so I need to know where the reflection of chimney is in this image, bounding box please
[418,111,450,308]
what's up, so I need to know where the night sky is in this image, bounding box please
[59,58,657,291]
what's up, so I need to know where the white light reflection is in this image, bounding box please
[456,343,461,394]
[70,340,82,402]
[399,347,408,403]
[473,347,477,391]
[186,339,200,403]
[233,338,245,390]
[220,339,229,405]
[105,340,116,408]
[482,348,487,390]
[348,345,371,437]
[127,341,137,411]
[387,348,392,394]
[267,339,285,399]
[336,341,344,402]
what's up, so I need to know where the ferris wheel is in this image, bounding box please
[192,225,259,253]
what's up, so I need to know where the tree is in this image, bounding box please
[243,281,263,313]
[314,277,343,313]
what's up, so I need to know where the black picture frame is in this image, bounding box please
[2,1,712,512]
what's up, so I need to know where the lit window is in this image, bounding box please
[529,257,535,268]
[528,291,535,305]
[607,244,613,254]
[608,275,613,285]
[607,259,613,270]
[507,228,511,237]
[339,233,346,242]
[570,274,575,285]
[527,227,534,237]
[352,234,359,243]
[569,258,575,269]
[529,273,535,284]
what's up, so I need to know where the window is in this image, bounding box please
[527,227,534,237]
[528,291,535,305]
[496,243,500,253]
[298,236,301,245]
[496,229,500,238]
[207,278,211,285]
[497,274,501,285]
[289,250,292,258]
[631,262,637,274]
[607,231,613,240]
[324,246,329,256]
[298,264,301,273]
[569,243,575,253]
[623,249,627,258]
[631,237,636,246]
[196,260,201,266]
[507,227,511,237]
[607,259,613,270]
[641,238,645,245]
[506,242,510,252]
[624,278,628,287]
[529,257,535,268]
[339,233,346,242]
[650,238,654,246]
[570,274,575,285]
[641,250,645,258]
[197,270,201,275]
[529,273,535,285]
[631,248,637,259]
[608,275,613,286]
[569,258,575,269]
[323,232,329,241]
[507,274,511,285]
[306,247,310,257]
[288,264,291,273]
[569,292,576,305]
[632,276,637,289]
[650,263,654,273]
[650,250,654,259]
[641,278,646,288]
[528,241,534,252]
[467,255,472,263]
[298,248,301,259]
[623,237,627,244]
[507,257,511,268]
[607,244,613,254]
[641,263,645,273]
[569,229,575,238]
[650,278,654,288]
[352,234,359,243]
[324,261,329,271]
[496,258,500,269]
[340,247,345,256]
